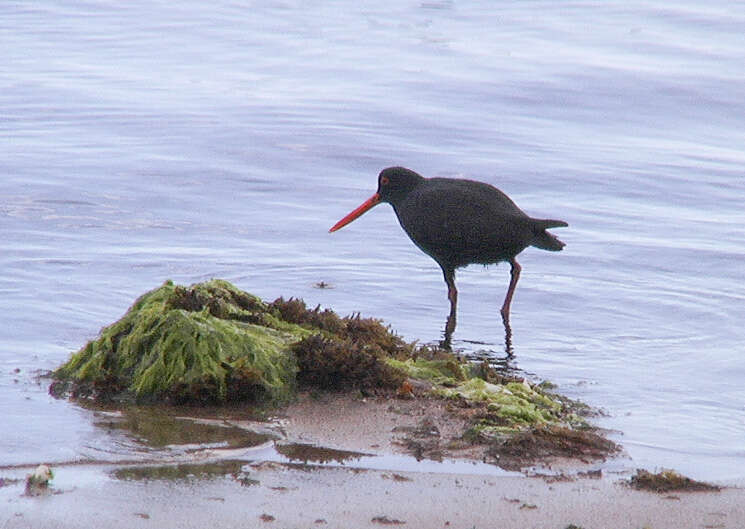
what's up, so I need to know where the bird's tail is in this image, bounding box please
[530,219,568,252]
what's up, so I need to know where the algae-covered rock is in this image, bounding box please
[440,378,562,426]
[51,280,414,404]
[387,357,467,387]
[486,424,619,471]
[51,280,307,404]
[270,297,413,391]
[291,334,406,391]
[49,279,617,469]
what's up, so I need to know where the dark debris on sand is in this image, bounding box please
[485,424,620,471]
[629,469,721,493]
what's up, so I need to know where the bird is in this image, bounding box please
[329,166,567,350]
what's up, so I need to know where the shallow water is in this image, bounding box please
[2,1,744,481]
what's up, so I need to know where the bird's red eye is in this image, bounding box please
[381,176,390,185]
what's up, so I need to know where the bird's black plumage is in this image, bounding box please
[330,166,567,350]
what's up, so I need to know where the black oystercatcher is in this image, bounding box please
[329,167,567,350]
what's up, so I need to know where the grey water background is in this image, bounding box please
[2,1,743,482]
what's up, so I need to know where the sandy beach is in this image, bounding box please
[2,393,742,529]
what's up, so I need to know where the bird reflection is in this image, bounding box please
[441,312,514,357]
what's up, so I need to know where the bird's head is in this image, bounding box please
[375,167,424,204]
[329,167,424,233]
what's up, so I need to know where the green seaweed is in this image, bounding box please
[438,378,561,426]
[50,279,418,404]
[386,357,467,387]
[52,280,305,404]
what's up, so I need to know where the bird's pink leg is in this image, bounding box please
[441,267,457,347]
[500,258,521,325]
[446,283,457,335]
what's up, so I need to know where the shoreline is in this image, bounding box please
[2,392,743,529]
[3,454,742,529]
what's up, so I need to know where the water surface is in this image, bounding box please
[2,1,743,481]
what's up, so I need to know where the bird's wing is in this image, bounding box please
[395,181,532,265]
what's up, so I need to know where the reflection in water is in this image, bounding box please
[460,348,519,376]
[112,460,246,482]
[442,313,514,357]
[275,443,371,465]
[94,407,275,450]
[502,314,514,358]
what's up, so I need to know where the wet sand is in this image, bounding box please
[2,393,742,529]
[3,459,743,529]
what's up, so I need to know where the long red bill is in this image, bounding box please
[329,193,381,232]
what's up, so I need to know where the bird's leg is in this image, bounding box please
[441,267,457,348]
[500,258,521,325]
[446,280,457,335]
[499,258,520,357]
